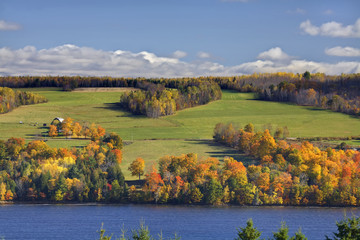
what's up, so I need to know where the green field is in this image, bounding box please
[1,88,359,179]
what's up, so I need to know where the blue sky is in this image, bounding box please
[0,0,359,77]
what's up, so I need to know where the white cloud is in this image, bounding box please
[0,45,359,77]
[300,20,320,36]
[257,47,292,62]
[300,18,360,38]
[0,20,21,31]
[171,50,187,59]
[197,51,212,59]
[325,46,360,57]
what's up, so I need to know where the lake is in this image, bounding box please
[0,204,359,239]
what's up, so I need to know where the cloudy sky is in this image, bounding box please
[0,0,359,77]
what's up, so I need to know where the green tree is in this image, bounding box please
[110,180,122,202]
[204,178,223,205]
[282,126,290,139]
[131,222,152,240]
[325,216,360,240]
[235,219,261,240]
[274,127,283,139]
[272,222,290,240]
[290,229,307,240]
[303,71,311,80]
[38,171,51,194]
[98,223,113,240]
[244,123,255,133]
[190,187,203,203]
[0,140,8,161]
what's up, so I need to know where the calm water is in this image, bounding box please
[0,204,359,240]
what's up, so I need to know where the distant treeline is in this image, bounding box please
[213,72,360,116]
[0,87,48,114]
[0,76,141,90]
[0,75,222,91]
[120,81,222,118]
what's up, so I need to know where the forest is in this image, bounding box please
[213,72,360,117]
[211,122,360,206]
[0,87,48,114]
[0,122,359,206]
[0,73,359,118]
[120,81,221,117]
[0,129,124,202]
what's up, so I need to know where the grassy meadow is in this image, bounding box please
[1,88,359,179]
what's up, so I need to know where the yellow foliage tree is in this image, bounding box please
[0,182,6,201]
[48,125,58,138]
[128,157,145,180]
[61,117,74,138]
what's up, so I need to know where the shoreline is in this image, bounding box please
[1,201,359,209]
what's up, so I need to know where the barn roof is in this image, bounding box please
[52,117,64,123]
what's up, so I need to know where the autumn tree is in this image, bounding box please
[48,125,58,138]
[102,132,123,150]
[5,137,25,159]
[61,117,73,138]
[222,157,248,186]
[89,123,106,141]
[0,182,6,201]
[72,122,82,137]
[129,158,145,180]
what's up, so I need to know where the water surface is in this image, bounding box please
[0,204,359,239]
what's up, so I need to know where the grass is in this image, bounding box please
[1,87,360,179]
[3,88,359,141]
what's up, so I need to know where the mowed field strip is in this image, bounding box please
[0,87,359,179]
[72,87,138,92]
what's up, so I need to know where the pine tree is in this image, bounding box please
[235,219,261,240]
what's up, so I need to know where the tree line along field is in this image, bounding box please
[0,87,359,179]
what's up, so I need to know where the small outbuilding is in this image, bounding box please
[51,117,64,127]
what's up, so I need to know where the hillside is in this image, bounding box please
[0,88,359,179]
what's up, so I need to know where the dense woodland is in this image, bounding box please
[0,87,47,114]
[213,72,360,116]
[0,131,124,202]
[120,81,222,117]
[211,122,360,206]
[1,123,359,206]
